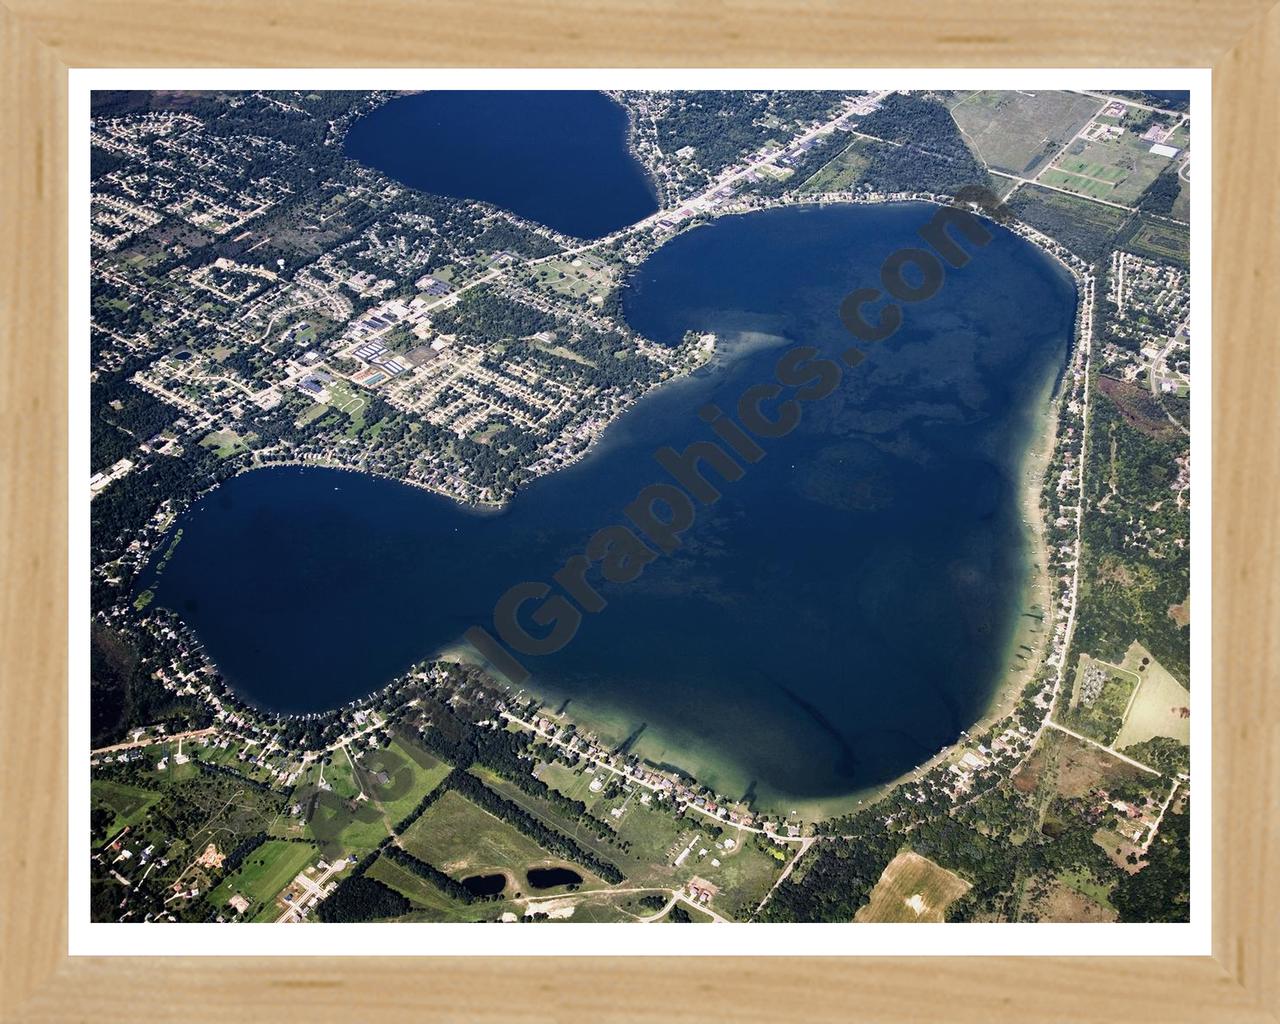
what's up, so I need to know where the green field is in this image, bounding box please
[473,764,680,887]
[324,378,368,429]
[1056,865,1117,910]
[207,839,318,921]
[358,737,451,825]
[951,90,1103,176]
[318,754,364,801]
[529,257,613,304]
[92,779,160,834]
[199,428,249,459]
[694,833,788,920]
[365,853,508,922]
[1114,642,1191,750]
[302,786,388,858]
[854,850,971,922]
[399,789,556,883]
[798,138,876,192]
[1039,131,1175,206]
[1118,214,1190,265]
[474,759,783,918]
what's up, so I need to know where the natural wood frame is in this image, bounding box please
[2,2,1277,1019]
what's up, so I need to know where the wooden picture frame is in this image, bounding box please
[2,2,1276,1018]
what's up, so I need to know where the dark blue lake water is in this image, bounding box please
[146,203,1075,808]
[343,91,658,239]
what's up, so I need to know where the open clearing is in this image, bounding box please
[1020,728,1150,802]
[1035,877,1118,922]
[207,839,318,920]
[799,138,877,192]
[1119,214,1190,265]
[951,90,1103,176]
[854,850,971,923]
[1114,642,1191,750]
[1040,129,1175,205]
[92,779,160,832]
[365,853,504,922]
[358,736,451,825]
[199,428,249,459]
[399,789,559,884]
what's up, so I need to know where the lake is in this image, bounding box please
[343,91,658,239]
[145,202,1075,811]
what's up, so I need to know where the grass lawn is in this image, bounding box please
[325,378,367,429]
[207,839,318,920]
[295,401,330,427]
[529,258,613,304]
[319,754,364,801]
[854,850,971,922]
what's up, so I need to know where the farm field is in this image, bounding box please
[207,839,319,920]
[854,850,971,923]
[399,789,558,884]
[1039,130,1178,205]
[1114,642,1191,750]
[951,90,1103,176]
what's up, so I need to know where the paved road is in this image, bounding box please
[92,726,217,755]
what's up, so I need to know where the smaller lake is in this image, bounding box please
[526,866,583,890]
[343,91,658,239]
[460,873,507,897]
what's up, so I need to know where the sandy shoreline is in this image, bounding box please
[438,372,1070,823]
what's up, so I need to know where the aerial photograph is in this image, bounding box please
[87,86,1193,927]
